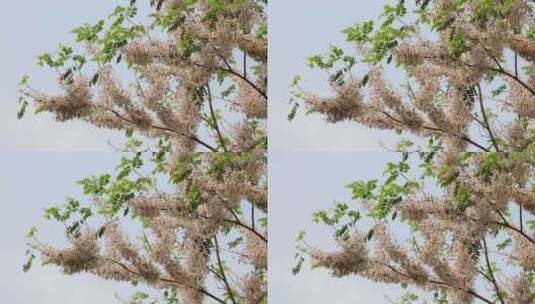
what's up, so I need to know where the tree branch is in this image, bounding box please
[110,259,227,304]
[380,110,490,152]
[481,238,505,304]
[206,84,228,151]
[476,84,500,153]
[383,264,493,304]
[101,105,218,152]
[214,235,237,304]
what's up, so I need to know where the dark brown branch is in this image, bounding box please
[197,211,267,243]
[514,52,519,78]
[214,235,237,304]
[251,201,256,231]
[476,84,500,153]
[149,51,266,98]
[218,56,267,99]
[206,84,228,151]
[111,260,227,304]
[495,209,535,245]
[477,269,493,283]
[380,110,490,152]
[383,264,493,304]
[425,209,535,246]
[243,50,248,79]
[191,58,267,99]
[482,238,505,304]
[101,105,218,152]
[520,204,524,233]
[479,60,535,96]
[226,218,267,243]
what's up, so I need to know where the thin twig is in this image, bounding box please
[111,260,227,304]
[476,84,500,153]
[214,235,237,304]
[383,264,493,304]
[482,238,505,304]
[206,84,228,151]
[101,105,218,152]
[380,110,490,152]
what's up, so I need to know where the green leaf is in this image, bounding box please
[287,102,299,121]
[17,97,28,120]
[26,227,38,238]
[361,74,369,86]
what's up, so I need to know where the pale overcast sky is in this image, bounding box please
[1,1,405,303]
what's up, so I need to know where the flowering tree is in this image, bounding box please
[292,0,535,303]
[20,1,266,303]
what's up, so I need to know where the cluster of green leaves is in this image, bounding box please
[80,167,151,220]
[203,0,247,24]
[17,75,31,119]
[208,152,252,179]
[37,44,86,70]
[397,292,419,304]
[170,151,263,214]
[523,271,535,302]
[294,137,447,275]
[429,0,519,29]
[348,154,420,219]
[23,130,177,275]
[397,137,443,179]
[312,201,361,241]
[149,138,171,173]
[44,198,93,234]
[243,118,268,151]
[26,1,146,104]
[23,227,39,273]
[169,153,199,184]
[444,151,535,185]
[435,151,535,214]
[287,75,304,121]
[296,153,422,273]
[345,2,413,64]
[39,130,157,237]
[307,46,356,71]
[36,43,88,87]
[307,0,414,77]
[419,0,520,58]
[291,230,307,275]
[72,1,146,64]
[150,0,264,61]
[126,289,180,304]
[36,3,134,72]
[290,1,421,122]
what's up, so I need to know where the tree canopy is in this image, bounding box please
[293,0,535,303]
[21,1,267,303]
